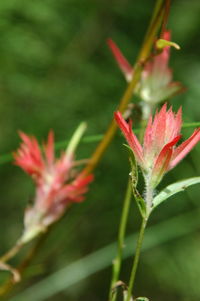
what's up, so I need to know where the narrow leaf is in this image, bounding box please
[153,177,200,209]
[124,144,138,184]
[124,144,146,217]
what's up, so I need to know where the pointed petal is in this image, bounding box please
[153,103,167,149]
[114,112,145,167]
[44,130,55,165]
[107,39,133,81]
[75,173,94,187]
[14,131,44,177]
[57,174,94,203]
[151,135,181,187]
[165,106,182,142]
[155,135,182,165]
[143,116,152,156]
[151,149,172,188]
[169,128,200,170]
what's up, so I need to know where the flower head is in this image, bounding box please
[115,104,200,188]
[108,31,184,116]
[14,128,93,243]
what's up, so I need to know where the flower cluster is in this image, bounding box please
[14,130,93,243]
[115,104,200,188]
[108,31,184,118]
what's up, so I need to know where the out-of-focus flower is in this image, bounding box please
[115,104,200,188]
[108,31,184,118]
[14,125,93,243]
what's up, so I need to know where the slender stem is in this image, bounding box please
[125,177,154,301]
[0,241,23,263]
[125,217,148,301]
[0,228,51,297]
[108,180,132,301]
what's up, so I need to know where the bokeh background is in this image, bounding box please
[0,0,200,300]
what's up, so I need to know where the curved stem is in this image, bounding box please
[109,179,132,301]
[0,241,23,263]
[125,217,148,301]
[0,230,50,297]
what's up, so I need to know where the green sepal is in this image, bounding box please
[124,144,146,218]
[152,177,200,210]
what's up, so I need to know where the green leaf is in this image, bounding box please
[152,177,200,209]
[124,144,146,218]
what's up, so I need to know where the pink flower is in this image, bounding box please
[115,104,200,188]
[14,131,93,242]
[108,31,184,109]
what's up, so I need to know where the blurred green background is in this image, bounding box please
[0,0,200,300]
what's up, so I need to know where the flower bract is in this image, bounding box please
[108,31,184,118]
[14,130,93,243]
[115,104,200,188]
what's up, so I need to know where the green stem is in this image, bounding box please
[125,178,154,301]
[108,180,132,301]
[125,217,148,301]
[0,241,23,263]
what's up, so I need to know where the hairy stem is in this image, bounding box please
[145,175,154,215]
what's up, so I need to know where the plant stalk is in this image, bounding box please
[125,217,148,301]
[109,179,132,301]
[0,241,23,263]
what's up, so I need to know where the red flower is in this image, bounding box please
[14,130,93,242]
[115,104,200,187]
[108,31,184,115]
